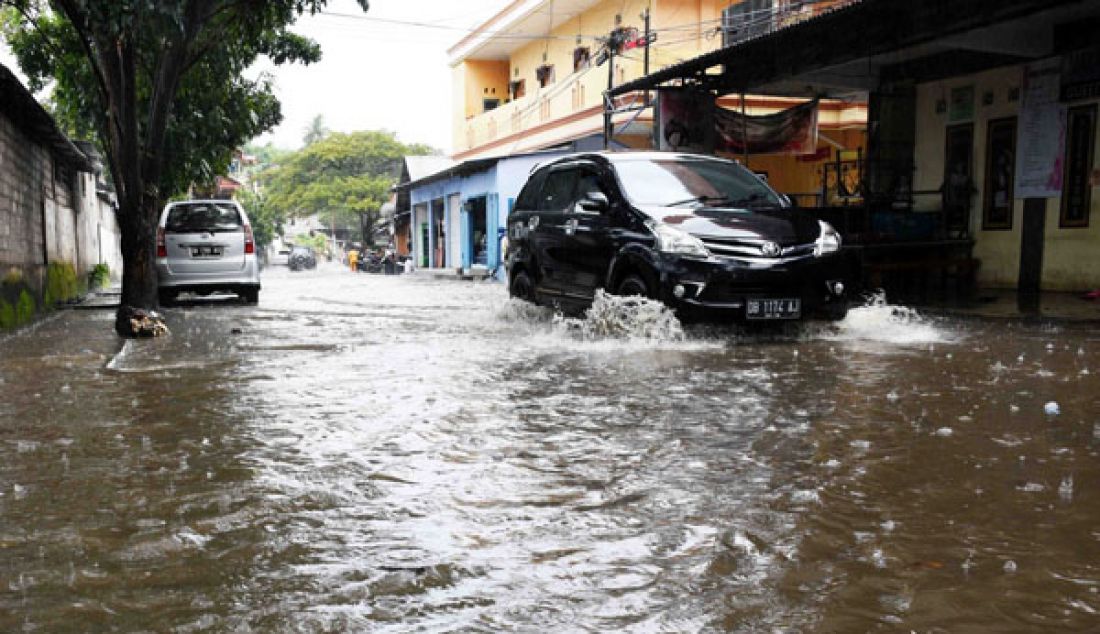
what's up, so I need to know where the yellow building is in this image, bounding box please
[449,0,866,199]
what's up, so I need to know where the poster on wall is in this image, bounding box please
[1015,58,1065,199]
[949,85,975,122]
[656,89,716,153]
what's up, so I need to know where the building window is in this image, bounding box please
[536,64,555,88]
[483,98,500,113]
[982,117,1016,231]
[573,47,591,72]
[1061,104,1096,228]
[510,79,526,100]
[722,0,775,48]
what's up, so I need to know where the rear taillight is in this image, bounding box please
[244,224,255,254]
[156,227,167,258]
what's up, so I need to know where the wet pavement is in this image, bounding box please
[1,265,1098,632]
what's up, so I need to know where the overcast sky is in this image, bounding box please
[1,0,509,154]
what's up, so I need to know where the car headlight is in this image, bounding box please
[814,220,841,256]
[651,222,709,258]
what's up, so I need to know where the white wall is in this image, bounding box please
[914,63,1100,291]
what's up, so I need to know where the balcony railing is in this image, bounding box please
[721,0,861,48]
[459,56,646,153]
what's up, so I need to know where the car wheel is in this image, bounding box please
[615,273,653,299]
[509,270,536,304]
[158,289,176,306]
[240,288,259,304]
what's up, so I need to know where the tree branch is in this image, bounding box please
[49,0,127,197]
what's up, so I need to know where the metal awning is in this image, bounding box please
[608,0,1098,101]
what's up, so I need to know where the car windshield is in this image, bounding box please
[166,203,242,233]
[615,157,784,209]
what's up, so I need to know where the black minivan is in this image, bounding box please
[506,152,852,321]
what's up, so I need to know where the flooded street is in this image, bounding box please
[1,266,1098,632]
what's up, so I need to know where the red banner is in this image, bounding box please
[714,99,819,155]
[656,89,819,156]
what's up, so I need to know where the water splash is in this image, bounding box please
[498,290,688,345]
[561,290,685,342]
[822,291,952,346]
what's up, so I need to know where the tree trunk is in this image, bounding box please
[114,196,161,336]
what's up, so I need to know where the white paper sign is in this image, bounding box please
[1015,58,1065,199]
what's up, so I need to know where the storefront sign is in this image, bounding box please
[1015,58,1065,199]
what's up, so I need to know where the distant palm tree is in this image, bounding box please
[302,114,329,146]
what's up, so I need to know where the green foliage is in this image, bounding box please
[0,300,14,329]
[0,3,364,199]
[15,290,34,324]
[44,261,80,307]
[88,263,110,289]
[0,267,31,329]
[244,142,293,168]
[294,233,329,253]
[263,130,438,244]
[0,0,369,319]
[237,189,282,250]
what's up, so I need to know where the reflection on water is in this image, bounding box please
[0,268,1097,632]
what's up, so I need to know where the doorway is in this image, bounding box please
[447,193,462,268]
[431,198,445,268]
[466,196,488,266]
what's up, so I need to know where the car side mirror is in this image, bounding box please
[578,191,610,213]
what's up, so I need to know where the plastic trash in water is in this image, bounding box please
[1044,401,1060,416]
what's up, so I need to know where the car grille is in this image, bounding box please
[700,280,808,303]
[700,236,815,261]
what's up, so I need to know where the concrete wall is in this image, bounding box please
[1,109,123,305]
[914,63,1100,291]
[0,109,50,291]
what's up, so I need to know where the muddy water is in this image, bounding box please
[0,267,1097,632]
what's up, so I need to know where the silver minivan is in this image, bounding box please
[156,199,261,304]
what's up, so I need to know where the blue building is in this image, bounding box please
[395,150,567,278]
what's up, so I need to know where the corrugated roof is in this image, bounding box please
[403,156,457,183]
[395,148,569,192]
[609,0,1079,98]
[0,63,92,172]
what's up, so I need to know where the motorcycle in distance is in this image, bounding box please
[288,245,317,272]
[357,250,385,274]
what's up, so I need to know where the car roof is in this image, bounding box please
[537,150,736,170]
[166,199,242,207]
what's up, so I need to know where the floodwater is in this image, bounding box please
[1,265,1098,632]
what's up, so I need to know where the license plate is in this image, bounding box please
[191,246,222,257]
[746,298,801,320]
